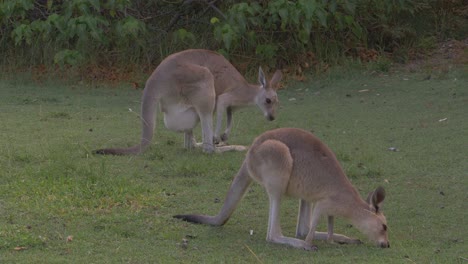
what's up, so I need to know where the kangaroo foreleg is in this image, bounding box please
[184,130,196,149]
[214,95,229,144]
[313,232,362,244]
[323,215,361,244]
[304,205,361,246]
[220,106,232,142]
[327,215,334,242]
[296,199,313,238]
[304,201,325,246]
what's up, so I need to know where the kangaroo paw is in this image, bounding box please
[215,145,248,153]
[303,244,319,251]
[335,238,362,245]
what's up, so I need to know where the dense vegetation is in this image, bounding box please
[1,0,467,70]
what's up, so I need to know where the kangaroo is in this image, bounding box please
[174,128,390,250]
[94,49,282,155]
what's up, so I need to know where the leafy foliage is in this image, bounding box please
[1,0,148,66]
[212,0,466,65]
[0,0,466,69]
[212,0,365,63]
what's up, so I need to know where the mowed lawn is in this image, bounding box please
[0,68,466,263]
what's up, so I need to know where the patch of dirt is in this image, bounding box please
[405,38,468,73]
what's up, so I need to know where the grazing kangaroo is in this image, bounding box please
[174,128,390,250]
[94,49,282,155]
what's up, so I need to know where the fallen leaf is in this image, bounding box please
[180,238,189,249]
[14,246,27,251]
[131,82,140,89]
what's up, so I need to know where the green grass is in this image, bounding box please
[0,67,467,263]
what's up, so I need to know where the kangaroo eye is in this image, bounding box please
[383,224,387,231]
[266,98,272,104]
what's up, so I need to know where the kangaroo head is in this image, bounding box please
[362,186,390,248]
[256,67,282,121]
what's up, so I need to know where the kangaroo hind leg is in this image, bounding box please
[248,140,316,251]
[187,68,216,153]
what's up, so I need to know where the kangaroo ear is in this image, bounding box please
[258,67,266,88]
[270,69,283,90]
[366,186,386,213]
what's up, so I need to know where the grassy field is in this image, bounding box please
[0,66,466,263]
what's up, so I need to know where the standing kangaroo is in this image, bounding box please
[174,128,390,250]
[94,49,282,155]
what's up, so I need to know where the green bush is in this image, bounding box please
[0,0,466,69]
[1,0,149,66]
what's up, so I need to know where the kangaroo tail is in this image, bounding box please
[174,161,253,226]
[94,83,158,155]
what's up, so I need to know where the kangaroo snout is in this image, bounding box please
[379,241,390,248]
[266,114,275,121]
